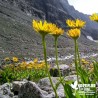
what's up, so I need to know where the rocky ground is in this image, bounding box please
[0,75,78,98]
[0,75,97,98]
[0,62,74,98]
[0,62,97,98]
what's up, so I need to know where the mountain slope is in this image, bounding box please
[0,0,98,60]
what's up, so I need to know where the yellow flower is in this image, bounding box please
[49,25,64,37]
[66,19,86,29]
[32,20,52,36]
[26,63,33,69]
[33,20,64,37]
[89,13,98,22]
[12,57,18,62]
[33,58,38,63]
[81,58,89,64]
[4,57,10,61]
[67,28,81,39]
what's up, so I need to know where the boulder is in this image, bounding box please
[38,77,65,98]
[50,64,70,77]
[38,77,59,93]
[64,75,77,81]
[12,80,27,95]
[18,81,48,98]
[0,83,14,98]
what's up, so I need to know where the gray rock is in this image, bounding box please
[38,77,65,98]
[64,75,78,81]
[0,83,14,98]
[18,81,48,98]
[13,96,18,98]
[38,77,59,93]
[12,81,27,95]
[50,64,70,77]
[0,94,4,98]
[0,95,10,98]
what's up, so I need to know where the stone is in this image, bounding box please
[38,77,65,98]
[18,81,47,98]
[38,77,59,93]
[0,83,14,98]
[0,95,10,98]
[13,96,18,98]
[64,75,78,81]
[50,64,70,77]
[12,81,27,95]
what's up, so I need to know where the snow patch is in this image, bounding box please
[87,36,98,42]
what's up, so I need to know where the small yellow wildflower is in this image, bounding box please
[89,13,98,22]
[19,61,27,69]
[66,19,85,29]
[4,57,10,61]
[81,58,89,64]
[67,28,81,39]
[32,20,52,36]
[12,57,18,62]
[33,58,38,63]
[27,63,33,69]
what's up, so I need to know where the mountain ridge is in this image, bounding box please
[0,0,98,60]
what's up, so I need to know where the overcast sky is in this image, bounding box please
[68,0,98,15]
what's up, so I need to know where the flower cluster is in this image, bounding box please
[89,13,98,22]
[18,60,46,70]
[4,58,47,71]
[4,57,19,63]
[66,19,85,39]
[0,58,47,83]
[81,58,94,74]
[32,20,64,37]
[81,58,89,65]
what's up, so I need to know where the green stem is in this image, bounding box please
[74,39,79,83]
[54,36,67,97]
[76,42,81,67]
[54,36,62,78]
[42,35,58,98]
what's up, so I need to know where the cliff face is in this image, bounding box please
[0,0,74,27]
[0,0,98,59]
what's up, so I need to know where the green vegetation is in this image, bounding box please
[0,57,47,84]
